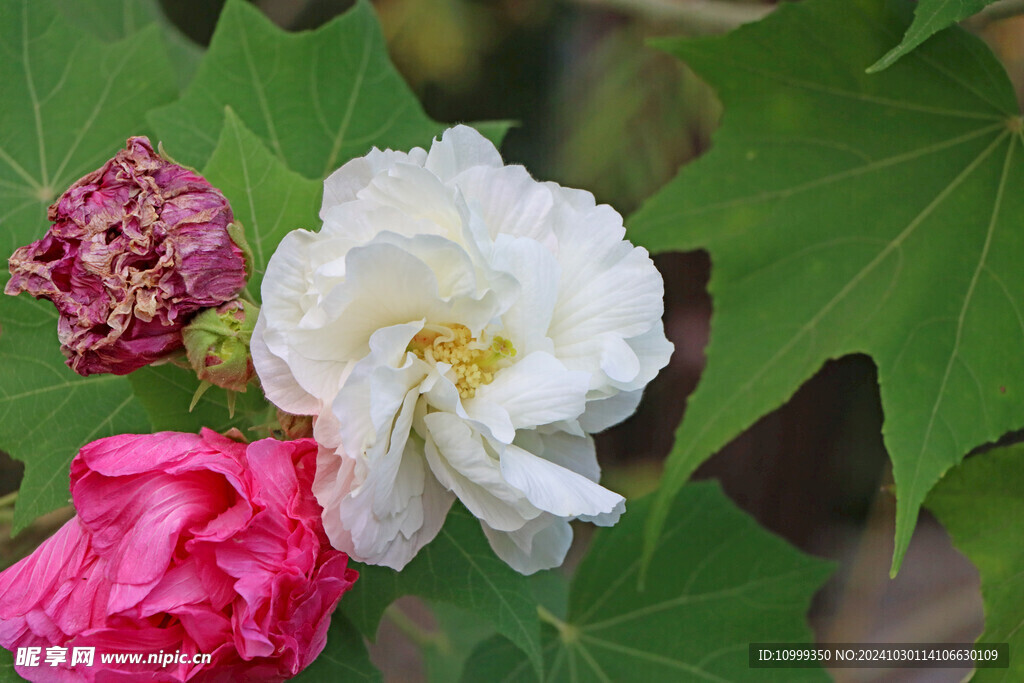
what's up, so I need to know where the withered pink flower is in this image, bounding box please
[5,137,246,375]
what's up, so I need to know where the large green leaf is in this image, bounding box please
[293,613,381,682]
[927,445,1024,682]
[203,108,322,299]
[868,0,997,73]
[461,483,833,682]
[630,0,1024,576]
[341,505,544,679]
[148,0,446,179]
[0,0,177,532]
[51,0,203,90]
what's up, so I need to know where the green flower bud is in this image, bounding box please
[182,300,258,393]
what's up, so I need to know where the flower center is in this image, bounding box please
[407,323,516,399]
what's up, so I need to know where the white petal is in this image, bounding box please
[425,125,503,180]
[547,195,664,358]
[577,389,644,433]
[321,200,438,244]
[314,446,358,551]
[368,320,425,368]
[422,412,539,532]
[499,443,623,519]
[284,347,351,410]
[251,316,320,416]
[321,147,427,217]
[370,388,425,519]
[370,232,482,301]
[452,165,556,248]
[620,324,675,391]
[312,242,502,361]
[466,352,589,431]
[331,330,427,459]
[514,431,600,482]
[357,163,462,235]
[579,498,625,527]
[460,392,514,444]
[312,401,345,450]
[260,229,319,330]
[550,241,664,346]
[488,235,559,356]
[316,432,455,570]
[544,180,599,213]
[481,515,573,575]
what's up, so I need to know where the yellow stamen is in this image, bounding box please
[407,323,516,398]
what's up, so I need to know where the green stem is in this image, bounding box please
[0,490,18,509]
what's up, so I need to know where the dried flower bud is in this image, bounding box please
[5,137,246,375]
[182,299,257,392]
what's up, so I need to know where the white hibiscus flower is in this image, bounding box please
[253,125,672,574]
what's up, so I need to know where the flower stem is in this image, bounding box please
[0,490,18,509]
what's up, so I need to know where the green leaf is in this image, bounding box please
[0,0,178,245]
[203,107,322,298]
[293,613,381,682]
[423,603,497,683]
[461,633,542,683]
[127,364,272,435]
[630,0,1024,576]
[341,505,544,679]
[461,483,834,682]
[51,0,203,90]
[0,0,177,532]
[0,297,150,530]
[148,0,445,178]
[927,445,1024,682]
[868,0,997,73]
[0,646,25,682]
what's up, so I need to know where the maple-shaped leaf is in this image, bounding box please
[52,0,203,89]
[147,0,505,180]
[868,0,998,72]
[460,483,832,682]
[630,0,1024,575]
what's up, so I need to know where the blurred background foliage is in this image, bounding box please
[5,0,1024,680]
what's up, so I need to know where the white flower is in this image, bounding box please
[252,126,673,574]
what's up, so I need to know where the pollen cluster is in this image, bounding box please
[408,323,516,398]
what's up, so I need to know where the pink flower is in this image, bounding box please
[5,137,247,376]
[0,430,357,682]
